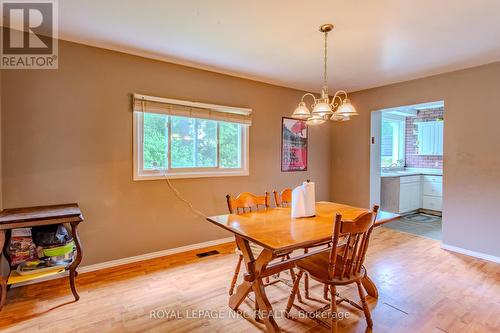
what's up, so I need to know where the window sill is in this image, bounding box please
[134,170,249,181]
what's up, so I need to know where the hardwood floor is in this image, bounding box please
[0,228,499,333]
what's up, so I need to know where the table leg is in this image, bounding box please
[253,277,280,332]
[0,230,9,311]
[229,281,252,310]
[228,236,280,333]
[361,273,378,298]
[68,221,83,301]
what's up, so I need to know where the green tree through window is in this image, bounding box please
[143,113,168,169]
[219,122,241,168]
[142,113,242,171]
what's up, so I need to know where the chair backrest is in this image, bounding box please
[226,192,270,214]
[328,205,380,280]
[273,188,292,207]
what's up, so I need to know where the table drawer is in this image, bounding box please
[423,195,442,211]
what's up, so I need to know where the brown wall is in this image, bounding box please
[1,40,332,265]
[331,61,500,257]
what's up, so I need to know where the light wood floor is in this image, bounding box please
[0,228,499,333]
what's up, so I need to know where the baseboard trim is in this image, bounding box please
[11,237,234,288]
[78,237,234,273]
[441,243,500,263]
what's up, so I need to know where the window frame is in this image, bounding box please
[381,115,406,168]
[133,111,249,180]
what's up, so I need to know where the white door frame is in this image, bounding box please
[369,110,382,208]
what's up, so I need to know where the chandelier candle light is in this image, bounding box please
[292,24,358,125]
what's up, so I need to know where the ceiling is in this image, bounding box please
[54,0,500,92]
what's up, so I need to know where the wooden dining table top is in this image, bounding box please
[207,201,399,254]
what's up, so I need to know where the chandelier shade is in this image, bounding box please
[291,102,311,119]
[330,113,350,121]
[305,114,326,126]
[312,101,333,116]
[336,99,358,116]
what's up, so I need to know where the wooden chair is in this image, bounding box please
[285,205,380,332]
[226,191,270,215]
[273,188,331,299]
[226,192,270,296]
[273,188,292,208]
[226,191,297,301]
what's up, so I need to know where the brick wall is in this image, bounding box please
[405,107,444,169]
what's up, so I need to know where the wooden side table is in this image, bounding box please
[0,203,84,311]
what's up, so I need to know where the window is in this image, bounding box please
[134,95,250,180]
[381,115,405,168]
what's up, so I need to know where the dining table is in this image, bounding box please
[206,201,399,332]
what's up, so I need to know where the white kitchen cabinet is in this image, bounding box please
[399,176,421,213]
[423,181,442,197]
[422,175,442,183]
[417,121,443,156]
[381,174,442,214]
[423,196,442,211]
[400,175,421,184]
[422,175,443,211]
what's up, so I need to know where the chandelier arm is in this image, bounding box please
[330,90,348,109]
[301,93,318,105]
[332,90,348,99]
[330,95,343,108]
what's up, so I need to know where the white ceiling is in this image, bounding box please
[56,0,500,92]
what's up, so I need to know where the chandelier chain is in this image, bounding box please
[323,30,328,88]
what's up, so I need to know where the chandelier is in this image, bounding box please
[292,24,358,125]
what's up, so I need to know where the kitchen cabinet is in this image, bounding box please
[381,174,442,214]
[422,175,443,211]
[423,196,442,211]
[399,182,421,212]
[399,176,421,213]
[417,121,444,156]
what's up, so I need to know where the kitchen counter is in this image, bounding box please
[381,168,442,178]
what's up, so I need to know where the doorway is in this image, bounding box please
[370,101,444,240]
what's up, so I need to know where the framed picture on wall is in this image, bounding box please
[281,117,308,172]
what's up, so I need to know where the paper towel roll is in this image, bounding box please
[291,181,316,218]
[302,181,316,217]
[291,186,305,218]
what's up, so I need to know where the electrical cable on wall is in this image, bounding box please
[163,173,207,219]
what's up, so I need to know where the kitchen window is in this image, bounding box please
[133,94,251,180]
[381,115,405,168]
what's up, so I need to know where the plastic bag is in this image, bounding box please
[32,224,72,247]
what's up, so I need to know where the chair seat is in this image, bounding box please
[296,251,366,285]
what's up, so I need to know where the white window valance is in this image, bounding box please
[133,93,252,125]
